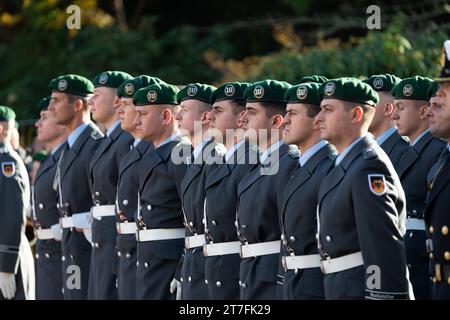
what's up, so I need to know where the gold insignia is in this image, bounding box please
[403,84,414,97]
[368,174,386,196]
[147,90,157,103]
[124,83,134,95]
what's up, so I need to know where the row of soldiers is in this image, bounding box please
[1,41,450,300]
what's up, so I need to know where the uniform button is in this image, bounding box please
[56,203,60,209]
[441,225,448,236]
[241,225,247,230]
[204,279,208,285]
[211,220,217,226]
[326,235,332,242]
[117,252,121,257]
[144,262,148,268]
[216,281,221,287]
[126,253,131,259]
[147,205,152,211]
[70,255,74,260]
[412,210,417,214]
[180,277,184,283]
[38,203,44,210]
[35,253,39,259]
[429,253,434,259]
[188,276,192,282]
[432,277,436,283]
[45,253,50,259]
[238,280,242,286]
[234,221,238,227]
[280,234,285,240]
[189,221,194,227]
[62,256,65,261]
[429,226,434,234]
[123,199,129,206]
[202,218,206,224]
[444,251,450,261]
[64,202,69,208]
[315,233,319,241]
[136,261,139,267]
[95,191,100,196]
[289,236,296,242]
[241,282,247,288]
[91,243,95,248]
[94,243,99,248]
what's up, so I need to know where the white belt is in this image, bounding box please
[60,216,74,229]
[240,240,280,258]
[92,205,116,219]
[282,254,321,270]
[36,227,54,240]
[136,228,185,242]
[203,241,241,257]
[320,251,364,274]
[185,234,206,249]
[116,222,137,235]
[72,212,92,229]
[406,218,426,231]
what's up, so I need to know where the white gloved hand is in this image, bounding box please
[0,272,16,300]
[169,278,182,300]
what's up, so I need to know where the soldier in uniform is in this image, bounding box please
[203,81,258,300]
[86,71,133,300]
[47,74,104,299]
[391,76,446,299]
[316,78,411,300]
[33,97,67,300]
[279,82,336,300]
[176,83,225,300]
[0,106,34,300]
[426,40,450,299]
[133,83,191,299]
[363,74,409,171]
[237,80,299,300]
[114,76,159,299]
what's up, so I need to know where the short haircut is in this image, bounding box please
[303,103,321,118]
[229,99,246,115]
[342,100,376,122]
[260,102,286,118]
[66,93,89,110]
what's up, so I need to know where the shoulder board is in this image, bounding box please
[362,146,377,160]
[288,145,300,159]
[91,130,104,140]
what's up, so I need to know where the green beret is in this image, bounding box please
[48,74,94,97]
[294,75,329,85]
[363,74,401,92]
[428,81,441,99]
[211,82,250,103]
[133,83,180,106]
[117,75,165,98]
[32,150,48,163]
[391,76,434,101]
[37,96,51,111]
[177,83,217,104]
[319,77,379,106]
[285,82,321,105]
[244,79,292,103]
[0,105,16,121]
[92,71,133,89]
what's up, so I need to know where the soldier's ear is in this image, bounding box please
[351,106,364,123]
[418,103,430,120]
[384,103,394,117]
[271,114,284,129]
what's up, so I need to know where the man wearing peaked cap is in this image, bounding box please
[315,77,412,300]
[363,74,409,171]
[203,82,259,300]
[391,76,446,300]
[0,106,34,300]
[114,76,159,300]
[48,74,104,300]
[176,83,227,300]
[133,83,192,300]
[279,82,337,300]
[294,75,329,85]
[87,71,134,300]
[236,79,299,300]
[425,40,450,300]
[32,97,68,300]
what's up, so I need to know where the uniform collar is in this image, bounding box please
[106,120,121,137]
[335,134,368,166]
[299,140,328,167]
[225,139,245,162]
[51,141,66,155]
[193,139,210,161]
[375,127,397,145]
[411,129,430,147]
[133,138,141,148]
[157,130,180,148]
[260,139,283,164]
[67,123,89,148]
